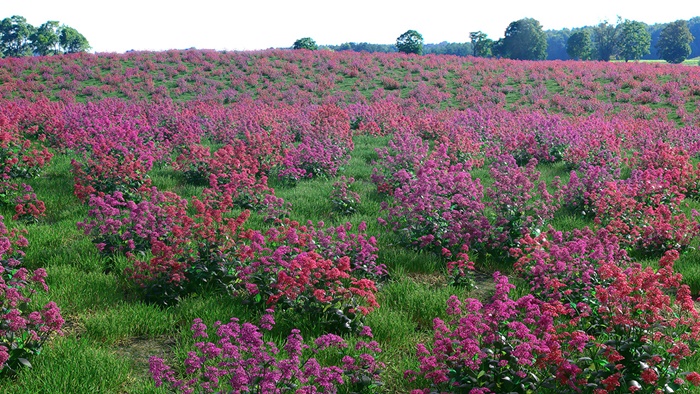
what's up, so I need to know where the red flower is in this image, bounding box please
[641,368,658,385]
[686,371,700,386]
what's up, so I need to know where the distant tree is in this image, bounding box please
[567,30,594,60]
[336,42,352,51]
[644,22,665,60]
[656,20,694,63]
[423,42,471,57]
[592,20,618,61]
[546,29,570,60]
[616,19,651,61]
[500,18,547,60]
[492,38,505,58]
[469,31,493,57]
[0,15,36,57]
[31,20,61,56]
[328,42,396,53]
[396,29,423,55]
[689,17,700,58]
[293,37,318,50]
[59,26,90,53]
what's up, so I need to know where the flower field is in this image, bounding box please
[2,49,700,393]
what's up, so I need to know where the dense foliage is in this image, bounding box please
[657,20,695,63]
[0,15,90,58]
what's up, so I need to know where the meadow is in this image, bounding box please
[1,49,700,393]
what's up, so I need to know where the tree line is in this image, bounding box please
[294,17,700,64]
[0,15,90,58]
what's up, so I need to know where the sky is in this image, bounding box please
[3,0,700,53]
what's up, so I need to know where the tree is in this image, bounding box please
[423,42,471,57]
[492,38,505,58]
[59,26,90,53]
[566,30,594,60]
[0,15,35,57]
[31,20,61,56]
[469,31,493,57]
[293,37,317,50]
[396,30,423,55]
[689,17,700,59]
[500,18,547,60]
[616,19,651,62]
[656,20,694,64]
[592,21,618,61]
[546,29,571,60]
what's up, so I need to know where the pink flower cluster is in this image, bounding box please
[149,312,383,393]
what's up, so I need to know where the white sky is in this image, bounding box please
[3,1,699,53]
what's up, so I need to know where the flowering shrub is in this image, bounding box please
[71,144,153,202]
[486,155,561,251]
[445,244,476,289]
[171,143,212,185]
[330,176,361,216]
[589,168,699,253]
[632,141,700,198]
[0,126,53,181]
[0,183,47,223]
[173,141,271,209]
[409,252,700,393]
[0,116,52,222]
[259,193,292,223]
[381,76,401,90]
[233,220,381,333]
[77,188,191,255]
[511,226,629,303]
[278,104,354,184]
[149,313,383,393]
[562,163,619,214]
[407,273,555,393]
[371,130,429,195]
[379,146,490,256]
[278,139,350,184]
[309,221,385,282]
[0,215,63,376]
[124,203,248,306]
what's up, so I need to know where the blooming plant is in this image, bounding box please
[408,273,555,393]
[71,144,153,202]
[0,215,63,376]
[511,226,628,303]
[0,183,47,223]
[330,176,361,216]
[124,202,249,306]
[486,155,561,252]
[589,168,699,253]
[0,116,51,222]
[171,143,212,185]
[379,145,490,257]
[259,193,292,223]
[561,163,619,214]
[173,141,272,209]
[77,188,191,255]
[409,252,700,393]
[149,313,383,393]
[370,130,429,195]
[278,139,350,184]
[445,244,476,289]
[0,125,53,181]
[233,220,381,333]
[278,104,354,185]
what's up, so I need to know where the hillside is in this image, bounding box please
[1,50,700,393]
